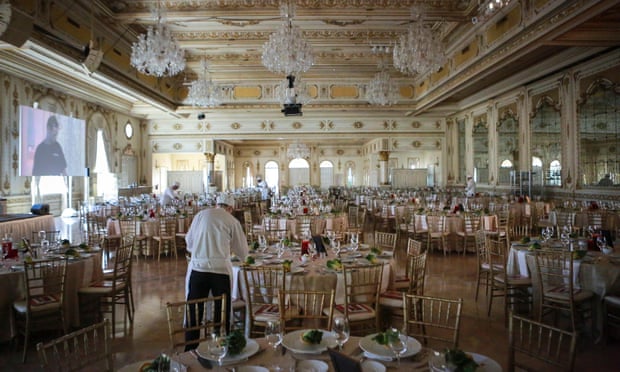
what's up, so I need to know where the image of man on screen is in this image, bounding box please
[32,116,67,176]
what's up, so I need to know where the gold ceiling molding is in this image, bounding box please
[416,1,583,109]
[215,19,261,27]
[176,29,400,42]
[292,122,302,129]
[353,121,363,129]
[231,122,241,130]
[124,0,468,12]
[320,120,334,131]
[261,120,275,131]
[383,120,397,130]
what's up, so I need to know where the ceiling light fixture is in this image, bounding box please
[186,58,222,108]
[287,141,311,160]
[366,46,398,106]
[261,0,314,75]
[130,1,185,77]
[392,5,444,76]
[472,0,513,24]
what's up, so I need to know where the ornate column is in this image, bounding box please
[204,152,215,192]
[378,150,390,185]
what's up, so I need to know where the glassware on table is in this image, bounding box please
[597,236,609,254]
[332,316,350,351]
[331,240,341,257]
[265,320,283,351]
[206,333,227,369]
[350,233,359,252]
[387,327,408,367]
[258,235,268,253]
[541,227,554,243]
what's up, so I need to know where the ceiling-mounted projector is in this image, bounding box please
[282,103,302,116]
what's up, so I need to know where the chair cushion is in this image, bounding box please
[333,304,376,321]
[494,274,532,286]
[544,287,594,302]
[79,280,126,295]
[379,291,404,308]
[13,295,62,313]
[605,295,620,307]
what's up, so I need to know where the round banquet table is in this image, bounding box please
[0,251,104,341]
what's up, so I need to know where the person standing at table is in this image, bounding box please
[465,174,476,197]
[183,193,248,351]
[32,115,67,176]
[161,181,181,206]
[256,175,271,211]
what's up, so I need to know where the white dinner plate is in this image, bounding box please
[282,329,337,354]
[428,351,502,372]
[361,360,386,372]
[237,366,269,372]
[297,359,329,372]
[359,333,422,360]
[196,338,260,364]
[117,359,186,372]
[290,267,306,274]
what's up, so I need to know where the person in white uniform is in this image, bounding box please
[184,193,248,350]
[161,181,181,206]
[465,175,476,197]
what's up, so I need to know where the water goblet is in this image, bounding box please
[597,236,608,253]
[331,240,341,257]
[331,316,350,351]
[265,320,283,351]
[258,235,268,253]
[350,233,359,252]
[387,327,408,367]
[206,333,227,369]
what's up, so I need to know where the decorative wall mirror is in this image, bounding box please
[124,121,134,139]
[578,78,620,188]
[472,115,488,183]
[497,107,518,186]
[531,96,561,187]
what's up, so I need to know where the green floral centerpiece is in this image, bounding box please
[444,348,479,372]
[225,329,247,355]
[326,259,342,271]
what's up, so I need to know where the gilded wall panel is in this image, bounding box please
[486,7,522,45]
[454,41,479,69]
[330,85,358,99]
[233,86,262,99]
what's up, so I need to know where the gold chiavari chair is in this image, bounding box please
[456,213,480,255]
[37,319,113,372]
[13,257,68,362]
[152,216,178,261]
[333,263,383,335]
[242,265,287,338]
[403,294,463,349]
[508,312,577,372]
[279,289,334,332]
[166,294,227,352]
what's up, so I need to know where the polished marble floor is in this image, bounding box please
[1,216,619,370]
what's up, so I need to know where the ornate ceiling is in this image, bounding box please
[0,0,619,147]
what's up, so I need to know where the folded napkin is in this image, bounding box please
[328,349,362,372]
[363,352,393,362]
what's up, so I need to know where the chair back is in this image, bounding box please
[110,243,134,290]
[24,257,68,312]
[119,218,137,240]
[158,216,177,238]
[475,230,488,267]
[414,214,429,232]
[405,252,427,295]
[36,319,113,372]
[374,231,397,251]
[535,250,575,300]
[407,238,423,255]
[342,263,383,316]
[279,289,335,332]
[462,213,481,233]
[403,294,463,349]
[166,294,227,351]
[295,215,313,239]
[348,206,360,228]
[242,265,286,336]
[508,312,576,372]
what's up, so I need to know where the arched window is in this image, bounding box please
[549,159,561,186]
[319,160,334,190]
[345,161,355,187]
[288,158,310,186]
[265,161,279,196]
[94,129,117,201]
[500,159,513,168]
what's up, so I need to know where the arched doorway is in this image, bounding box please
[288,158,310,186]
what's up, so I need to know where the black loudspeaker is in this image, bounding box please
[31,204,50,215]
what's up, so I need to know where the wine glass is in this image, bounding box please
[265,320,283,351]
[258,235,268,253]
[331,239,341,257]
[387,327,408,367]
[331,316,350,351]
[597,235,608,253]
[350,233,359,252]
[206,333,227,369]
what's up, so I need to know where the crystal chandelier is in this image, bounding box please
[130,2,185,77]
[392,5,444,76]
[287,141,311,160]
[261,1,314,75]
[472,0,513,24]
[186,59,222,108]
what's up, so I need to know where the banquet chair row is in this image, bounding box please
[279,289,335,332]
[403,293,464,349]
[36,319,113,371]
